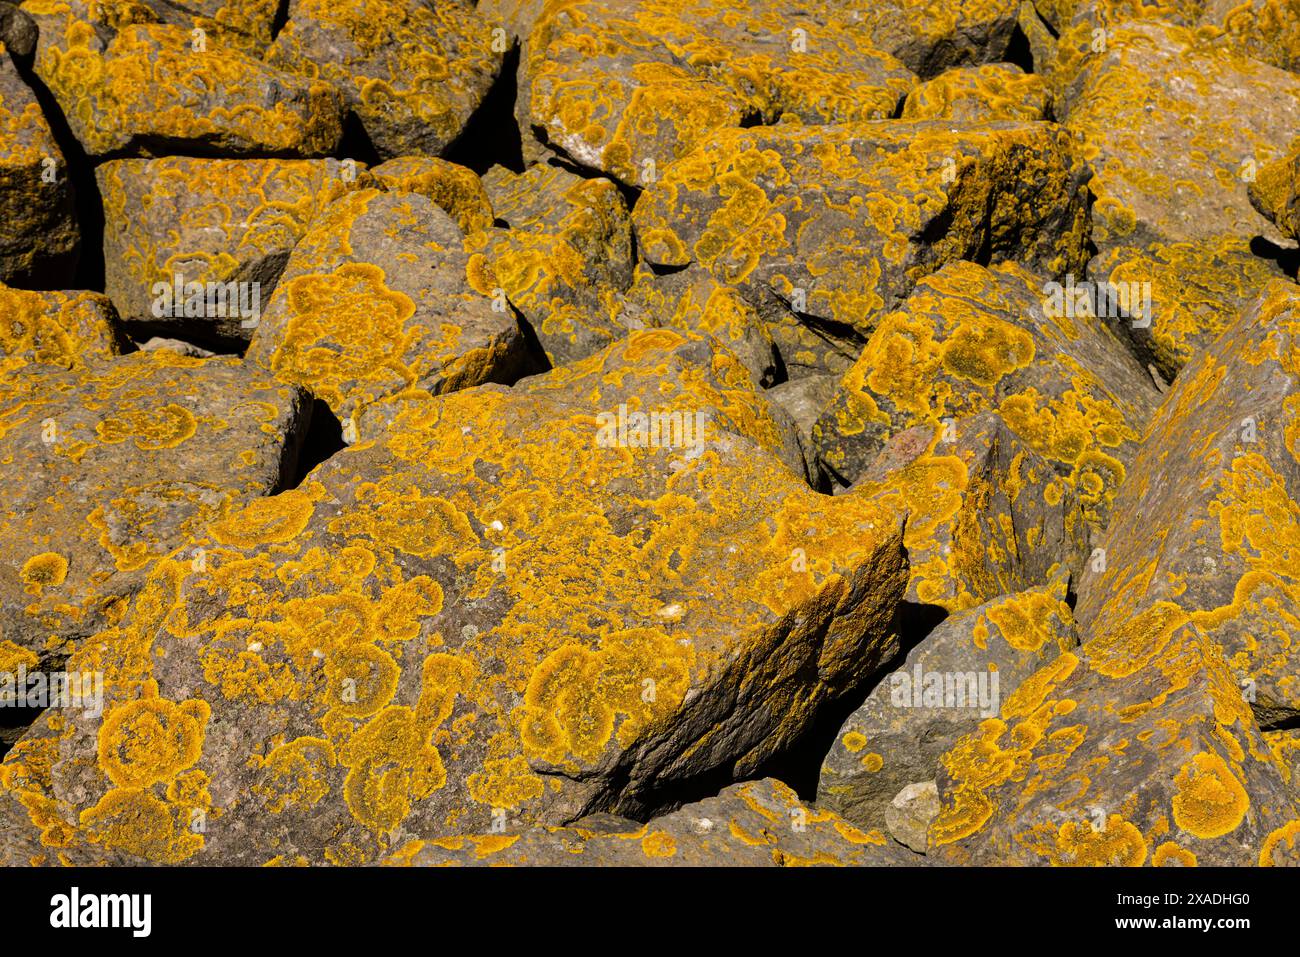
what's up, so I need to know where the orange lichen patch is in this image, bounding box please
[1171,752,1249,839]
[95,403,197,450]
[250,737,336,815]
[78,787,203,863]
[97,697,210,789]
[208,485,319,548]
[1152,841,1198,866]
[339,706,448,832]
[641,830,676,858]
[841,731,868,753]
[1044,816,1149,866]
[20,552,69,591]
[1259,819,1300,865]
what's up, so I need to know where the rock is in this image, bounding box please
[0,350,309,664]
[1077,281,1300,730]
[522,0,916,187]
[0,3,37,58]
[901,64,1052,122]
[0,285,123,375]
[1089,238,1285,381]
[387,779,918,866]
[246,188,530,437]
[1250,137,1300,239]
[370,157,495,235]
[930,608,1300,866]
[0,329,908,864]
[462,164,634,366]
[851,414,1090,612]
[0,48,78,285]
[633,122,1091,340]
[833,0,1020,78]
[137,337,216,359]
[24,5,345,158]
[131,0,280,54]
[1062,21,1300,252]
[819,581,1078,833]
[813,261,1160,526]
[267,0,502,159]
[1199,0,1300,73]
[615,264,777,387]
[767,374,840,484]
[885,781,941,853]
[98,158,372,347]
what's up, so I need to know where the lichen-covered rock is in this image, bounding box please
[819,581,1077,835]
[0,284,123,375]
[852,413,1090,612]
[633,122,1091,340]
[1199,0,1300,73]
[98,158,372,346]
[246,188,529,437]
[386,779,917,866]
[614,264,776,387]
[0,350,308,664]
[0,3,38,57]
[522,0,916,187]
[0,329,909,865]
[135,0,280,54]
[813,262,1160,526]
[832,0,1021,78]
[1089,238,1286,381]
[0,45,77,285]
[1076,280,1300,730]
[463,163,634,366]
[930,608,1300,866]
[1063,20,1300,251]
[901,64,1052,122]
[22,3,345,157]
[370,157,494,235]
[1250,137,1300,240]
[267,0,502,159]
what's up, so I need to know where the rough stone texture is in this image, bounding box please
[370,157,495,235]
[633,122,1091,341]
[246,188,529,437]
[522,0,916,187]
[1077,281,1300,730]
[1089,238,1286,381]
[885,781,940,853]
[386,779,918,866]
[1250,137,1300,240]
[465,162,634,365]
[814,261,1160,527]
[0,330,908,865]
[23,3,345,158]
[0,350,308,666]
[930,610,1300,866]
[851,413,1090,613]
[267,0,502,160]
[901,64,1052,122]
[0,46,77,285]
[1062,20,1300,252]
[1199,0,1300,73]
[819,581,1077,835]
[831,0,1021,79]
[97,158,372,345]
[0,284,123,375]
[614,263,776,388]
